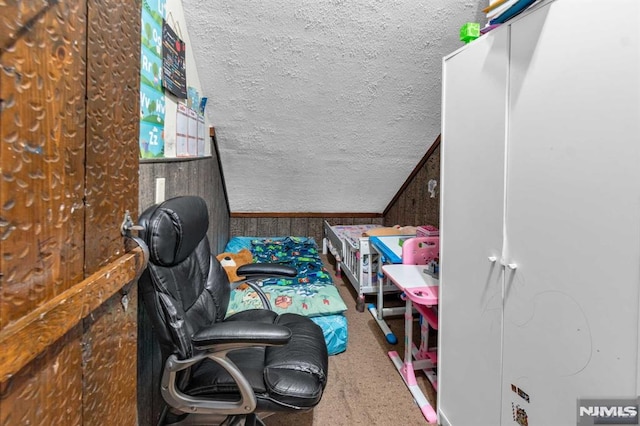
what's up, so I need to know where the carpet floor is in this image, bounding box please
[264,254,437,425]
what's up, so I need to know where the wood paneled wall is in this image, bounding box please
[137,153,230,425]
[230,216,383,247]
[1,0,87,336]
[384,138,441,228]
[1,0,141,423]
[138,155,230,254]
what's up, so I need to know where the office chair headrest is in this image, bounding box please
[140,196,209,266]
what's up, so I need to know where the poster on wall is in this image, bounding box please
[140,84,166,158]
[144,0,166,20]
[141,6,163,59]
[141,44,163,92]
[139,0,166,158]
[162,21,187,99]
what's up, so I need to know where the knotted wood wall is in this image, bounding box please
[1,0,141,423]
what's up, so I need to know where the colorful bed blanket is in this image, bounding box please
[225,237,347,318]
[251,237,333,286]
[224,236,349,355]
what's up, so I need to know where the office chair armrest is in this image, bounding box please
[192,321,292,350]
[163,349,260,416]
[230,264,297,311]
[236,263,297,277]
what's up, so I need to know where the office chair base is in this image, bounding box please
[164,411,270,426]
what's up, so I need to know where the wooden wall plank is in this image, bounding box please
[0,0,87,329]
[82,0,141,422]
[308,219,324,244]
[85,0,141,274]
[0,328,83,425]
[384,143,440,229]
[0,250,144,383]
[2,0,147,423]
[136,302,164,426]
[229,216,383,246]
[291,217,309,237]
[276,217,291,236]
[230,217,244,238]
[261,218,278,237]
[139,156,230,254]
[82,288,138,424]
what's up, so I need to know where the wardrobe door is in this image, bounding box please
[438,29,509,426]
[502,1,640,425]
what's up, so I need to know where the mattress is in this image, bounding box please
[223,236,348,355]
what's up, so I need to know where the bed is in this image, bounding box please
[322,221,398,300]
[223,236,348,356]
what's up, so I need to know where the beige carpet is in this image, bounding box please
[264,254,437,426]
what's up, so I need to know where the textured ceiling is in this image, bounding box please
[183,0,483,213]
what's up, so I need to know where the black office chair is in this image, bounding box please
[138,196,329,425]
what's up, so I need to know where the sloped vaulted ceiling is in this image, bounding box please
[183,0,483,213]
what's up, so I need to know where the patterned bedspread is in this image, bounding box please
[225,237,347,318]
[251,237,333,286]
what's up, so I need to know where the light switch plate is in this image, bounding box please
[155,177,166,204]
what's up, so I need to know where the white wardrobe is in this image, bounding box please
[438,1,640,425]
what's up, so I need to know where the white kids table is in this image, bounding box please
[368,234,415,344]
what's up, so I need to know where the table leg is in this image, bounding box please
[366,252,399,343]
[367,304,397,344]
[388,298,437,423]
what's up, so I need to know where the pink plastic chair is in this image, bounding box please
[401,236,439,266]
[395,236,440,400]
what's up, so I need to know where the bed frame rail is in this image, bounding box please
[322,221,397,297]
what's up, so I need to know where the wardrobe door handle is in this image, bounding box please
[488,256,498,263]
[507,263,518,270]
